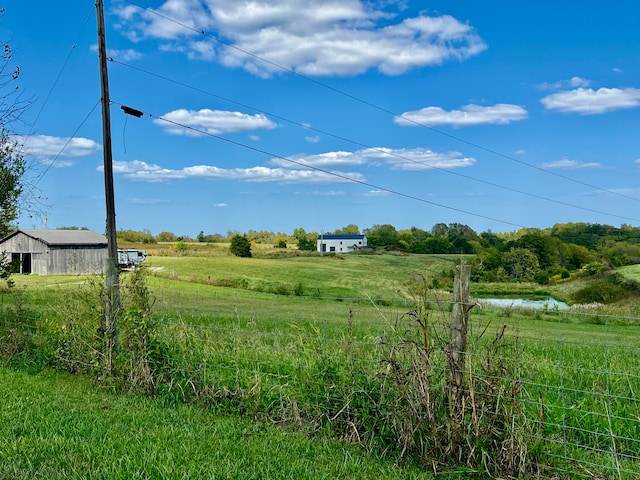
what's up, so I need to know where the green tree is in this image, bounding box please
[333,224,360,235]
[503,247,540,282]
[117,229,156,244]
[447,223,479,254]
[230,235,252,258]
[173,240,189,252]
[246,229,275,244]
[431,223,449,238]
[157,231,177,242]
[293,227,317,251]
[516,231,555,270]
[275,233,288,249]
[0,25,27,284]
[0,123,24,238]
[365,224,400,249]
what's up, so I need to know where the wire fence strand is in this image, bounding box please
[1,282,639,478]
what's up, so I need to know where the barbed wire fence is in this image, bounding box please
[1,271,639,478]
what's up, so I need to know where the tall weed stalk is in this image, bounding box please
[376,290,540,477]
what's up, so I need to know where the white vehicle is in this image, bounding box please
[117,249,147,268]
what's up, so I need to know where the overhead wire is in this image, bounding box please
[24,99,102,194]
[16,5,96,221]
[108,57,640,224]
[22,6,94,140]
[110,99,527,230]
[121,0,640,206]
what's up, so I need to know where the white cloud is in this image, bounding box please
[569,77,590,87]
[37,159,75,169]
[109,159,364,184]
[213,203,228,207]
[116,1,486,77]
[16,135,101,163]
[541,87,640,114]
[305,135,321,143]
[296,190,346,196]
[270,147,475,171]
[272,151,366,169]
[540,158,604,169]
[394,103,527,127]
[154,109,277,135]
[515,149,526,155]
[361,147,475,170]
[538,76,591,91]
[186,40,216,61]
[362,190,389,197]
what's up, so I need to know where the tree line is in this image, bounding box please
[112,222,640,285]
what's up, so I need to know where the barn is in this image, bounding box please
[0,229,108,275]
[317,234,368,253]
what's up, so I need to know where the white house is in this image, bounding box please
[317,234,367,253]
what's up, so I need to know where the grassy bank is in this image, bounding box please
[0,366,433,479]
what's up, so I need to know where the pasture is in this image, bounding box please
[2,250,640,478]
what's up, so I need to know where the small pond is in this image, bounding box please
[477,297,569,311]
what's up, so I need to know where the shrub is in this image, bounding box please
[173,240,189,252]
[572,281,627,304]
[229,235,252,258]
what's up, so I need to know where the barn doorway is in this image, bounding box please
[10,253,32,274]
[22,253,31,274]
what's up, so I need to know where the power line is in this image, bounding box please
[14,5,96,220]
[22,6,94,140]
[121,0,640,205]
[25,99,101,193]
[111,99,526,230]
[109,58,640,224]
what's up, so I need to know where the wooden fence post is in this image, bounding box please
[450,264,472,391]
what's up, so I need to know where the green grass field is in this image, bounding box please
[619,263,640,281]
[2,251,640,478]
[0,366,435,479]
[143,249,462,300]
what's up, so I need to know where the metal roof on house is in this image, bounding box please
[12,229,108,246]
[318,234,366,240]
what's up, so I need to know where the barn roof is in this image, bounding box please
[5,229,108,246]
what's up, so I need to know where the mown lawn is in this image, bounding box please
[0,366,434,480]
[619,264,640,282]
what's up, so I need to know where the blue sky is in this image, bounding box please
[3,1,640,237]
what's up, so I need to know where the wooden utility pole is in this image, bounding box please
[96,0,119,372]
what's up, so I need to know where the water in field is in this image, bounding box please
[478,297,569,311]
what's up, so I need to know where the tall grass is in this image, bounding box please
[1,266,639,478]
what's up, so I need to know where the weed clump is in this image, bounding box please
[365,303,538,476]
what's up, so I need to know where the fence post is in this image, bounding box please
[450,264,471,391]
